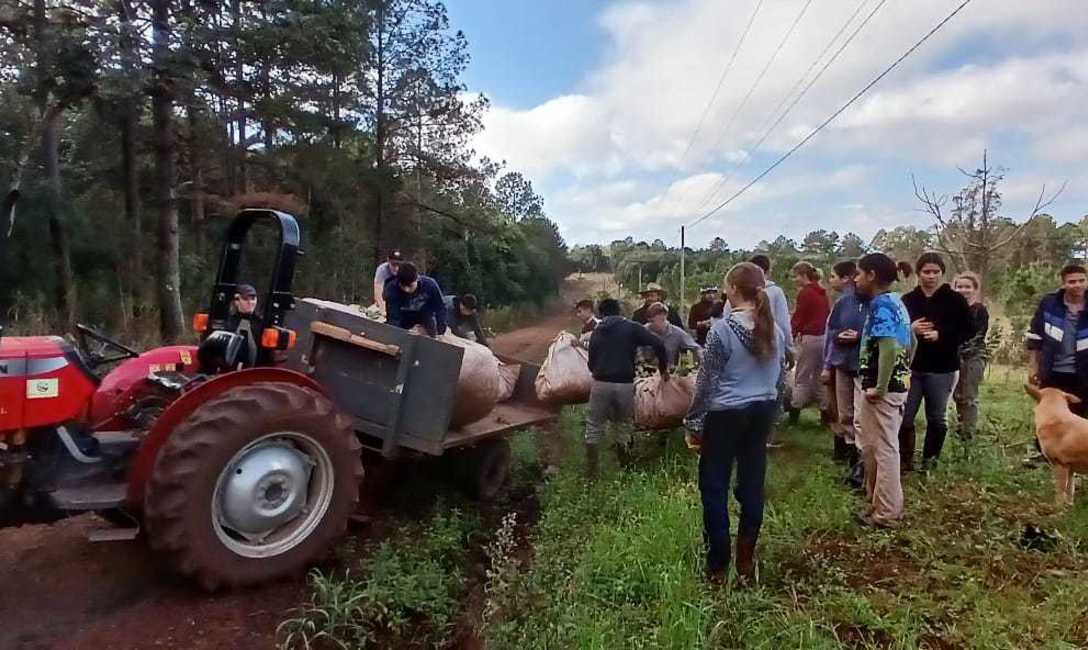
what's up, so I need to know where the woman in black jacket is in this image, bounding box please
[898,253,975,471]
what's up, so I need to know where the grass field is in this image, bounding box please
[281,370,1088,649]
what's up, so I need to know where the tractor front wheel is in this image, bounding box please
[143,383,363,590]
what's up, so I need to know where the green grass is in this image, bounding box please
[484,371,1088,649]
[277,509,480,649]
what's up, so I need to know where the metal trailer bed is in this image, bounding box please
[285,298,559,458]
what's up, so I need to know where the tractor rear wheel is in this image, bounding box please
[143,383,363,590]
[461,438,512,501]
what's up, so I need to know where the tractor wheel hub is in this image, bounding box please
[218,442,312,536]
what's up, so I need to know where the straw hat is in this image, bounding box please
[640,282,667,298]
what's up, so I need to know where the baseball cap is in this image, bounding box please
[388,250,404,261]
[236,284,257,298]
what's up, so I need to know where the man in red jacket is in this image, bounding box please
[789,261,832,425]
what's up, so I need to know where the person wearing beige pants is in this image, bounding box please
[853,253,915,528]
[855,377,906,524]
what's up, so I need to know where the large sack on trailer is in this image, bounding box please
[498,362,521,402]
[438,333,502,428]
[634,372,696,430]
[535,332,592,404]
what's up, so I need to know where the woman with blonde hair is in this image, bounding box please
[952,272,989,439]
[686,262,788,586]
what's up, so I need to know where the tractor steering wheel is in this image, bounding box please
[74,323,141,369]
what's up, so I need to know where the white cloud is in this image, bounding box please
[471,0,1088,243]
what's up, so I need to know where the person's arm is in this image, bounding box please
[823,308,837,370]
[688,305,699,331]
[373,264,388,310]
[587,331,600,374]
[1026,299,1045,383]
[635,326,670,376]
[791,290,806,337]
[385,285,401,328]
[668,307,684,329]
[871,336,898,397]
[430,281,448,335]
[685,328,731,432]
[473,315,489,347]
[978,305,990,339]
[957,295,976,347]
[679,328,703,363]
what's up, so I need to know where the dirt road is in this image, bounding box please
[0,275,611,650]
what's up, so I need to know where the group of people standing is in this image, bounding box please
[576,249,1002,587]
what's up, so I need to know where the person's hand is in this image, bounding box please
[838,329,859,343]
[911,319,933,335]
[864,388,884,403]
[923,329,939,342]
[820,369,833,385]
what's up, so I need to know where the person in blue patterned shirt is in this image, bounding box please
[855,253,915,528]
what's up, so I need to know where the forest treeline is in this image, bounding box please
[0,0,569,342]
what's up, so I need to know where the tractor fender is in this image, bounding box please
[90,345,201,429]
[126,367,325,505]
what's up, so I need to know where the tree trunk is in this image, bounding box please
[151,0,185,342]
[232,0,247,193]
[372,1,385,266]
[42,109,78,328]
[187,104,206,253]
[118,0,145,316]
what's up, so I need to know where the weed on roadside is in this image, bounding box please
[277,510,477,649]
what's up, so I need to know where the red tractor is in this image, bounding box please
[0,209,363,590]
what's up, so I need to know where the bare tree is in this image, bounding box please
[912,150,1066,286]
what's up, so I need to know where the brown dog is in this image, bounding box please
[1025,384,1088,504]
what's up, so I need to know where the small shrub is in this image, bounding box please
[277,511,473,649]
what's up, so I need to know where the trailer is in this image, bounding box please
[285,298,560,499]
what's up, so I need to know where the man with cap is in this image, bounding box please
[226,283,260,366]
[373,250,404,313]
[632,283,684,328]
[688,286,720,346]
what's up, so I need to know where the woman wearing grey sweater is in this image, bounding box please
[686,262,788,587]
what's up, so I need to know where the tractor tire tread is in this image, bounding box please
[143,382,362,591]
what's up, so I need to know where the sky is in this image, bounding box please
[447,0,1088,249]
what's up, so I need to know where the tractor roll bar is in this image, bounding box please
[208,208,301,333]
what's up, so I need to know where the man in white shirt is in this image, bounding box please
[372,250,403,313]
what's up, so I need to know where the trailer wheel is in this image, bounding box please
[143,383,363,591]
[464,439,512,501]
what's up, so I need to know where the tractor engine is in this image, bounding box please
[0,336,198,523]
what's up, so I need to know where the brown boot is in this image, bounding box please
[584,444,600,482]
[735,535,758,587]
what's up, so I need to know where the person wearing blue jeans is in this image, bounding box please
[686,262,787,586]
[898,253,974,471]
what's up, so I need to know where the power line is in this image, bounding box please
[685,0,814,215]
[687,0,975,230]
[677,0,766,165]
[693,0,888,215]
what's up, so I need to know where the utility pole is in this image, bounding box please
[680,226,686,315]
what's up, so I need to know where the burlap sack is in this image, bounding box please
[498,362,521,402]
[534,332,592,405]
[634,372,696,430]
[438,333,502,428]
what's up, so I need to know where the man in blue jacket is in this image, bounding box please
[384,262,448,336]
[822,260,869,486]
[1027,263,1088,408]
